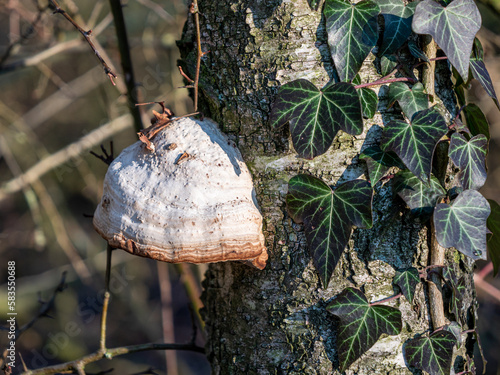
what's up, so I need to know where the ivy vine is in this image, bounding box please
[271,0,500,373]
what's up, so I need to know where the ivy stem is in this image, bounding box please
[369,293,402,306]
[354,77,416,89]
[428,218,447,330]
[422,36,437,102]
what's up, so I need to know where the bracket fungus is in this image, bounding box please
[93,116,268,269]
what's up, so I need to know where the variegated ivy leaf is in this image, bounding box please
[286,175,373,287]
[412,0,481,81]
[487,199,500,276]
[388,82,428,121]
[433,190,490,260]
[324,0,380,82]
[449,132,488,191]
[393,267,419,304]
[360,145,404,186]
[463,103,490,140]
[393,171,446,217]
[381,107,448,183]
[377,0,417,56]
[270,79,363,159]
[327,287,402,372]
[470,39,500,109]
[353,75,378,119]
[404,330,457,375]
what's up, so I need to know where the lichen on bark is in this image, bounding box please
[178,0,477,373]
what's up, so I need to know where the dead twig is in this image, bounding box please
[48,0,117,85]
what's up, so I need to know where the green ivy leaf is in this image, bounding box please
[463,103,490,140]
[408,40,430,62]
[378,0,417,56]
[360,145,404,186]
[412,0,481,81]
[381,107,448,183]
[450,277,467,323]
[470,60,500,109]
[393,267,420,303]
[359,88,378,118]
[404,330,457,375]
[287,175,373,286]
[393,171,446,217]
[449,132,488,190]
[270,79,363,159]
[327,287,402,371]
[433,190,490,260]
[324,0,380,82]
[380,55,398,76]
[487,199,500,276]
[388,82,428,120]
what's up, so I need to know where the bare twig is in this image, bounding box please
[0,114,133,201]
[108,0,143,132]
[354,76,416,89]
[190,0,202,112]
[174,264,205,336]
[48,0,117,84]
[0,13,114,74]
[157,263,178,375]
[90,142,115,166]
[369,293,402,306]
[0,4,48,68]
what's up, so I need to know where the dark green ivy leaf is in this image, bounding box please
[381,107,448,183]
[324,0,380,82]
[359,88,378,118]
[470,61,500,110]
[412,0,481,81]
[449,132,488,190]
[463,103,490,140]
[327,287,402,371]
[408,40,430,63]
[380,55,398,76]
[487,199,500,276]
[378,0,417,56]
[404,330,457,375]
[393,267,420,303]
[388,82,428,120]
[393,171,446,217]
[360,145,404,186]
[270,79,363,159]
[434,190,490,260]
[440,267,468,324]
[287,175,373,287]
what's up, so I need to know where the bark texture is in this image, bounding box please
[178,1,477,373]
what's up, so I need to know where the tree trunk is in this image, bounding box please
[178,1,477,373]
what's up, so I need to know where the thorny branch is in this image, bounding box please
[48,0,117,85]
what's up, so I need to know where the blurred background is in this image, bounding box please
[0,0,499,374]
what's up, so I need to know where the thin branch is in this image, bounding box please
[369,293,402,306]
[190,0,202,112]
[354,76,416,89]
[49,0,117,84]
[0,4,48,68]
[0,13,114,74]
[21,342,204,375]
[0,114,133,202]
[108,0,143,132]
[421,37,437,101]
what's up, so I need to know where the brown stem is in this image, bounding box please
[48,0,117,85]
[108,0,144,132]
[428,218,447,330]
[369,293,402,306]
[354,76,416,89]
[190,0,202,112]
[422,35,437,102]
